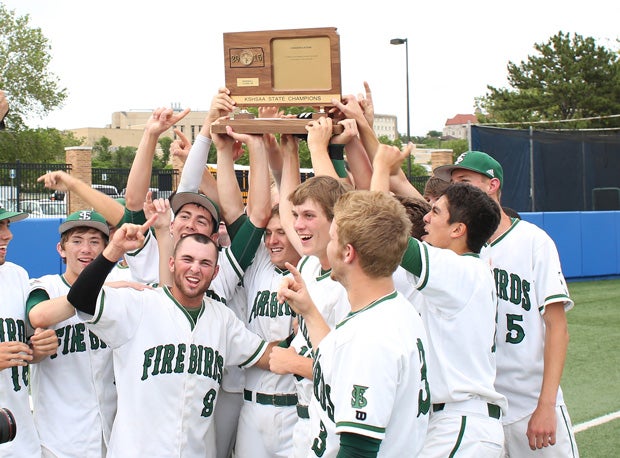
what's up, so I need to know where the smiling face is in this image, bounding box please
[171,203,217,244]
[170,235,219,306]
[264,214,300,270]
[0,219,13,265]
[291,198,332,264]
[58,228,107,283]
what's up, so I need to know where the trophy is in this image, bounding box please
[211,27,343,135]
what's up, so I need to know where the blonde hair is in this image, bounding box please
[334,191,412,278]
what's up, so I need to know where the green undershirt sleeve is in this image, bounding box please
[229,216,265,270]
[400,237,423,277]
[26,289,51,328]
[226,213,246,241]
[337,432,381,458]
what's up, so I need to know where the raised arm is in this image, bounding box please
[212,124,245,225]
[277,134,303,257]
[125,107,190,211]
[370,144,411,193]
[224,128,272,228]
[177,88,235,198]
[38,170,125,226]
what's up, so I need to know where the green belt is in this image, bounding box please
[243,389,298,407]
[432,402,501,420]
[296,404,309,419]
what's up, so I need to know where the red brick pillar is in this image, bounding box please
[65,146,92,214]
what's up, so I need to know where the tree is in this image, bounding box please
[0,5,67,129]
[476,31,620,128]
[92,137,113,166]
[0,128,81,162]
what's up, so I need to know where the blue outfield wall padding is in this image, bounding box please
[580,212,618,277]
[538,212,582,279]
[520,212,543,228]
[7,218,64,278]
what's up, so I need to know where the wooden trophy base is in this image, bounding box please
[211,114,344,135]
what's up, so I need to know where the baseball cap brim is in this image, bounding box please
[432,164,466,182]
[170,192,220,226]
[0,208,28,223]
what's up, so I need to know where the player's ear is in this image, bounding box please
[450,222,466,239]
[344,243,355,264]
[168,256,175,272]
[488,177,501,195]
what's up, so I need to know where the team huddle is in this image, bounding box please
[1,85,579,457]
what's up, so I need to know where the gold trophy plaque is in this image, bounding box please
[211,27,343,135]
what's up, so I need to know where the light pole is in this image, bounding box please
[390,37,412,180]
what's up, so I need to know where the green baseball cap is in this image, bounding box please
[59,210,110,236]
[0,204,28,223]
[434,151,504,187]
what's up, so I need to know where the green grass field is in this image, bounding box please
[562,278,620,457]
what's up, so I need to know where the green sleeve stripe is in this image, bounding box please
[239,340,267,367]
[337,422,386,434]
[229,218,265,270]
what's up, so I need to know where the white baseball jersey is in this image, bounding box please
[124,229,242,303]
[235,242,298,458]
[105,259,137,283]
[309,291,430,457]
[28,274,116,458]
[79,285,267,458]
[289,255,349,457]
[401,239,507,410]
[0,262,41,458]
[243,242,296,393]
[480,218,574,424]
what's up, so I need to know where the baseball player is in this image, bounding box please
[0,205,58,457]
[435,151,579,456]
[65,221,274,457]
[373,145,508,457]
[234,204,301,458]
[272,135,352,457]
[278,190,430,457]
[26,210,116,457]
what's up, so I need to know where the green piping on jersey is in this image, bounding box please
[238,340,267,368]
[336,421,386,435]
[163,286,205,330]
[317,268,332,281]
[336,292,396,329]
[222,248,243,285]
[60,274,71,288]
[486,218,520,247]
[274,266,289,275]
[92,290,106,324]
[124,229,152,257]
